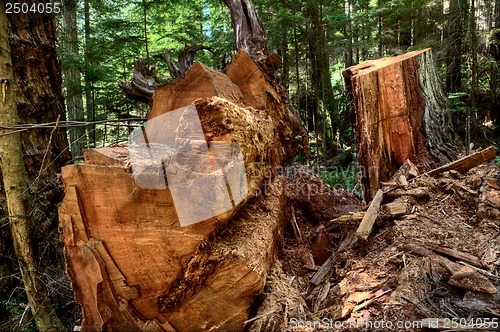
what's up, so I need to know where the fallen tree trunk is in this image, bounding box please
[60,49,305,330]
[343,49,462,201]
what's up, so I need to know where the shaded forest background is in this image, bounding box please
[59,0,500,166]
[1,0,500,329]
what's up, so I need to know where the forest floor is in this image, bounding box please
[250,162,500,332]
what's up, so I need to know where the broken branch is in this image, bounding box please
[355,189,384,241]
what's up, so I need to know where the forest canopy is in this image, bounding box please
[59,0,500,163]
[1,0,500,330]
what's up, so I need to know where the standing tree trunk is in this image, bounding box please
[84,0,96,146]
[306,0,337,159]
[446,0,468,93]
[469,0,478,106]
[62,0,86,159]
[0,3,63,330]
[491,0,500,132]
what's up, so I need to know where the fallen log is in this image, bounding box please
[343,49,462,201]
[326,201,409,231]
[424,146,496,177]
[59,50,306,329]
[423,243,488,269]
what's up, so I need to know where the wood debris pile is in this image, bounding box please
[249,148,500,331]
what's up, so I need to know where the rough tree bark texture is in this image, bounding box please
[0,3,63,330]
[343,49,461,201]
[0,0,71,302]
[221,0,268,62]
[62,0,86,159]
[60,50,307,330]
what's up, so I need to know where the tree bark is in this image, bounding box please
[221,0,268,62]
[62,0,86,159]
[343,49,462,201]
[0,3,63,330]
[84,0,95,146]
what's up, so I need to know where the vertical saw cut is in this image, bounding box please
[59,50,306,331]
[343,49,462,200]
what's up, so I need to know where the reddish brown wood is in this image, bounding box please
[343,49,461,200]
[424,146,496,177]
[60,51,306,330]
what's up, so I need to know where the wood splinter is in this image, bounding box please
[355,189,384,241]
[290,206,302,244]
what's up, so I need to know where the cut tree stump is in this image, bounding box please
[59,51,306,330]
[343,49,462,201]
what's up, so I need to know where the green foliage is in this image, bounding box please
[57,0,500,159]
[319,161,362,199]
[447,92,477,115]
[496,155,500,165]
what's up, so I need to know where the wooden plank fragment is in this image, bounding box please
[327,203,409,232]
[380,201,411,218]
[384,187,430,200]
[355,189,384,241]
[310,254,335,286]
[424,146,496,177]
[290,206,302,244]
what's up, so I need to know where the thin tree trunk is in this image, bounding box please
[307,1,336,157]
[280,0,289,88]
[293,24,300,109]
[378,0,383,56]
[84,0,96,146]
[470,0,478,106]
[0,4,63,330]
[142,0,150,70]
[62,0,86,159]
[446,0,467,92]
[345,0,354,67]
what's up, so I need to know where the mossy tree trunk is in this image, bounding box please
[0,3,63,330]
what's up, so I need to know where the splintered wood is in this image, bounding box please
[59,51,305,331]
[355,189,384,241]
